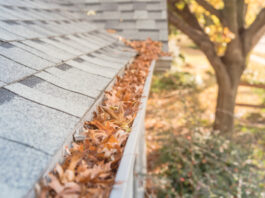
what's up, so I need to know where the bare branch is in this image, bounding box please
[244,8,265,53]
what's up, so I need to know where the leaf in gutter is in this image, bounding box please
[55,182,80,198]
[47,173,64,194]
[61,152,82,183]
[38,38,167,197]
[55,164,64,181]
[76,163,106,183]
[104,135,119,149]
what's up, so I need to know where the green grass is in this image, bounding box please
[151,71,196,93]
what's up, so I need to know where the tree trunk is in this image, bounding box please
[213,83,238,133]
[212,35,245,133]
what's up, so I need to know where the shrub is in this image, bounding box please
[156,131,265,198]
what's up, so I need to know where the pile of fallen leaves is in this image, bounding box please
[38,38,167,198]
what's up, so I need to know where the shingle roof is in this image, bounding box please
[0,0,168,197]
[56,0,168,50]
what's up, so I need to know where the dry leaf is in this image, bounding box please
[39,38,167,198]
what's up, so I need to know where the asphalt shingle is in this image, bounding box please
[0,21,44,39]
[22,39,74,61]
[20,76,94,111]
[67,58,118,78]
[136,19,156,29]
[5,83,86,117]
[0,138,51,198]
[0,27,24,41]
[0,0,168,197]
[133,10,148,19]
[0,42,53,70]
[0,81,6,87]
[0,88,79,154]
[45,65,111,92]
[0,55,35,84]
[83,0,168,46]
[14,41,59,63]
[35,70,101,98]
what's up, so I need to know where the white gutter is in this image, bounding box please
[110,60,156,198]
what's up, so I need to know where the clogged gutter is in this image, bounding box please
[38,39,167,198]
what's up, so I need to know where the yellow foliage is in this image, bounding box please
[179,0,265,55]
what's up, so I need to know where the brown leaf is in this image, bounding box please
[39,38,167,197]
[55,182,80,198]
[47,173,64,194]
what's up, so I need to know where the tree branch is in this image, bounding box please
[236,0,247,31]
[168,11,230,87]
[169,0,203,32]
[223,0,238,33]
[243,8,265,54]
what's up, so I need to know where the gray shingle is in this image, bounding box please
[0,0,167,196]
[56,35,96,53]
[67,59,118,78]
[21,23,56,37]
[120,11,134,19]
[99,46,136,59]
[133,2,147,10]
[0,138,51,198]
[83,32,113,47]
[5,83,86,117]
[42,37,83,55]
[136,20,156,29]
[161,10,167,19]
[102,11,121,19]
[0,6,15,20]
[35,70,101,98]
[118,20,136,29]
[137,30,159,40]
[81,55,123,69]
[146,2,162,10]
[118,4,134,11]
[91,52,129,64]
[0,81,6,87]
[14,41,59,63]
[156,19,168,29]
[0,27,24,41]
[133,10,148,19]
[22,39,74,61]
[148,10,162,19]
[0,88,79,154]
[105,20,120,29]
[10,7,42,20]
[90,20,106,28]
[101,3,118,11]
[20,76,94,110]
[0,21,44,39]
[0,43,53,70]
[159,29,168,41]
[47,60,110,88]
[72,34,108,49]
[120,29,139,39]
[0,6,20,20]
[45,66,110,92]
[0,55,35,84]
